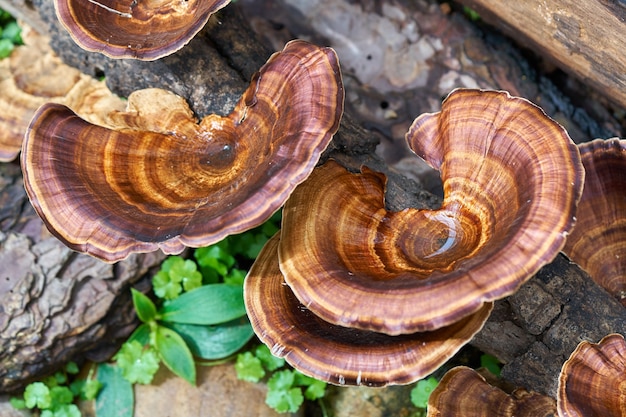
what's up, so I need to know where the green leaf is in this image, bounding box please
[127,322,151,346]
[65,362,80,375]
[152,256,201,300]
[166,317,254,360]
[223,268,246,286]
[255,344,285,371]
[24,382,51,409]
[0,38,13,59]
[50,386,74,406]
[53,371,68,385]
[266,370,303,413]
[480,353,502,377]
[114,340,160,384]
[303,379,326,401]
[293,372,326,400]
[131,288,157,323]
[43,374,60,388]
[154,325,196,385]
[235,351,265,382]
[159,284,246,325]
[196,245,234,271]
[81,379,103,401]
[152,256,186,300]
[69,379,84,397]
[9,396,26,409]
[410,376,439,409]
[48,404,81,417]
[95,363,134,417]
[1,21,21,43]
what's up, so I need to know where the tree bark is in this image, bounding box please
[0,163,165,392]
[457,0,626,110]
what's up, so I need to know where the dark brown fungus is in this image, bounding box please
[278,90,583,335]
[54,0,231,60]
[427,366,557,417]
[22,40,343,262]
[563,138,626,306]
[244,235,493,387]
[558,333,626,417]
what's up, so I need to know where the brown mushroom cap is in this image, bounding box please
[562,138,626,306]
[22,40,343,262]
[558,333,626,417]
[427,366,557,417]
[54,0,230,60]
[0,25,125,162]
[279,89,583,335]
[244,235,493,387]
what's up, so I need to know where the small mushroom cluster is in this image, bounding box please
[428,333,626,416]
[244,89,584,386]
[54,0,231,60]
[22,40,344,261]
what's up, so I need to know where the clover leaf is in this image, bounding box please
[114,340,160,384]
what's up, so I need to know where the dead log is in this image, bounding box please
[457,0,626,110]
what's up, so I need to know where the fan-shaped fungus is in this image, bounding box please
[244,235,493,386]
[562,138,626,306]
[558,333,626,417]
[0,25,125,162]
[22,40,343,262]
[279,89,583,335]
[427,366,557,417]
[54,0,231,60]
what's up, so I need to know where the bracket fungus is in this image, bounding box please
[427,366,557,417]
[22,40,344,262]
[557,333,626,417]
[54,0,231,60]
[278,89,584,335]
[244,235,493,386]
[563,138,626,306]
[0,25,125,162]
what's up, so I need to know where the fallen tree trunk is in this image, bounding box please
[457,0,626,110]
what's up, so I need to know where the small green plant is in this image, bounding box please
[235,344,327,414]
[10,362,101,417]
[480,353,502,377]
[462,6,481,22]
[0,9,23,59]
[410,375,439,409]
[11,212,287,416]
[94,211,281,415]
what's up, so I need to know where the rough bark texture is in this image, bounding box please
[1,0,625,404]
[472,254,626,397]
[0,161,165,392]
[457,0,626,110]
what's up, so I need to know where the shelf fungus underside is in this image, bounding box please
[22,40,344,262]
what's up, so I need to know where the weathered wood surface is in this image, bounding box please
[458,0,626,109]
[0,163,165,393]
[0,0,624,404]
